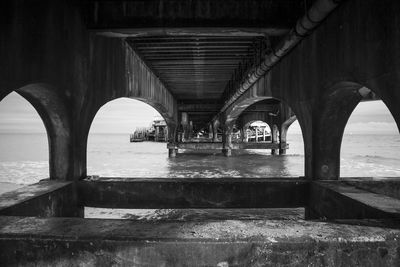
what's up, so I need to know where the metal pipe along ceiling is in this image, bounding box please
[219,0,344,114]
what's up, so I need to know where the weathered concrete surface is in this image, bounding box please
[267,0,400,179]
[84,0,303,36]
[307,181,400,220]
[78,178,307,209]
[0,180,82,217]
[1,216,400,266]
[342,178,400,200]
[0,0,178,180]
[168,142,285,150]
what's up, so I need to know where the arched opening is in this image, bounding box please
[314,82,400,179]
[0,92,49,194]
[225,97,305,177]
[341,100,400,177]
[286,120,304,156]
[87,97,168,177]
[242,120,271,143]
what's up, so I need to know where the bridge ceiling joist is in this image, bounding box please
[127,36,269,128]
[83,0,308,37]
[127,36,266,101]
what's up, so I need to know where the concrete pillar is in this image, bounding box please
[255,127,259,143]
[155,126,159,142]
[271,125,278,155]
[212,120,220,142]
[222,124,233,157]
[240,128,245,142]
[181,112,188,142]
[313,88,363,179]
[208,124,213,140]
[189,121,193,140]
[262,127,266,142]
[168,123,178,158]
[168,147,177,158]
[279,123,288,155]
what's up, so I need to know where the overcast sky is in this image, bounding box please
[0,92,398,135]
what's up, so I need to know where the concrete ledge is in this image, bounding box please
[0,180,82,217]
[307,181,400,220]
[1,216,400,266]
[78,177,308,209]
[168,142,285,150]
[342,177,400,200]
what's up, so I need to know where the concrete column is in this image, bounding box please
[212,120,219,142]
[262,127,266,142]
[255,127,259,143]
[168,147,177,157]
[279,123,287,155]
[208,124,213,140]
[222,124,233,157]
[167,123,178,158]
[189,121,193,140]
[155,126,159,142]
[181,112,188,142]
[240,128,245,142]
[271,125,278,155]
[313,88,363,179]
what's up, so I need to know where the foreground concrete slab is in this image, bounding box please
[78,177,307,209]
[342,177,400,200]
[0,216,400,266]
[0,180,82,217]
[307,181,400,220]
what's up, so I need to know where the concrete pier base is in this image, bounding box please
[168,148,177,158]
[222,148,232,157]
[0,180,83,217]
[1,216,400,266]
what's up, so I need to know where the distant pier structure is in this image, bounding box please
[130,119,168,142]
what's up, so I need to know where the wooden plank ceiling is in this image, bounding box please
[127,36,266,101]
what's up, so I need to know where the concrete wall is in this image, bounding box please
[267,0,400,179]
[0,0,177,181]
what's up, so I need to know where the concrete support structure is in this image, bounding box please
[222,123,234,157]
[167,124,178,157]
[212,120,220,142]
[271,125,279,155]
[208,124,213,139]
[2,0,400,264]
[280,115,297,155]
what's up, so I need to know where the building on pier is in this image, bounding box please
[130,118,169,142]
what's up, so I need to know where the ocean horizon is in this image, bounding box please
[0,132,399,188]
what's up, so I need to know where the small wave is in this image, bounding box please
[351,154,400,161]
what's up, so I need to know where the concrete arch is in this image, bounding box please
[86,96,175,137]
[243,120,271,130]
[1,83,72,180]
[313,81,400,180]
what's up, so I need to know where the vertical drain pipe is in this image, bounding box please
[219,0,344,113]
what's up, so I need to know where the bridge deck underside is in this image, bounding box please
[128,36,272,127]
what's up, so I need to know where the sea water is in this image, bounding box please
[1,133,400,220]
[1,133,400,184]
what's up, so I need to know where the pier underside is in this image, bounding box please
[2,0,400,265]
